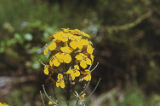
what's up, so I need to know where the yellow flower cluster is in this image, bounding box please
[43,29,94,88]
[0,102,9,106]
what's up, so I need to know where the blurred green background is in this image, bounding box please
[0,0,160,105]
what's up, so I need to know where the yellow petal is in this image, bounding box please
[87,45,94,54]
[60,81,65,88]
[83,33,90,38]
[79,39,89,46]
[60,46,72,54]
[83,74,91,81]
[44,65,49,75]
[58,73,63,79]
[66,69,73,74]
[86,58,92,65]
[63,28,69,33]
[74,65,80,70]
[49,59,53,67]
[70,41,78,49]
[74,70,80,77]
[53,58,60,67]
[48,41,56,51]
[71,74,75,80]
[63,54,72,63]
[43,47,48,55]
[55,53,64,63]
[75,53,84,61]
[90,54,94,61]
[80,93,86,99]
[48,101,53,105]
[80,60,87,69]
[56,82,60,87]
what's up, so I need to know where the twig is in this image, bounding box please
[91,62,99,73]
[40,91,45,106]
[105,11,152,32]
[88,78,101,98]
[42,85,57,105]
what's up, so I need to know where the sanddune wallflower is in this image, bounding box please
[42,28,94,88]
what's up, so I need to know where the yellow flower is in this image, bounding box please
[86,58,92,65]
[44,65,49,75]
[74,70,80,77]
[58,73,63,79]
[80,60,87,69]
[62,28,70,33]
[80,93,86,99]
[53,32,68,42]
[48,41,56,51]
[74,65,80,70]
[70,41,78,49]
[79,39,89,46]
[63,54,72,63]
[66,69,80,80]
[70,29,81,35]
[83,69,91,81]
[76,53,92,68]
[56,74,65,88]
[48,101,53,105]
[66,69,75,80]
[56,80,65,88]
[53,58,61,67]
[75,53,84,61]
[72,39,89,50]
[83,33,90,38]
[70,35,81,41]
[49,58,60,67]
[60,46,72,54]
[55,52,64,63]
[43,47,48,55]
[0,102,9,106]
[87,45,94,54]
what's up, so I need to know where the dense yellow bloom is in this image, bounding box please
[56,74,65,88]
[0,102,9,106]
[44,65,49,75]
[48,41,56,51]
[43,28,94,89]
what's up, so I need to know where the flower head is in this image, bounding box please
[56,73,65,88]
[43,28,94,88]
